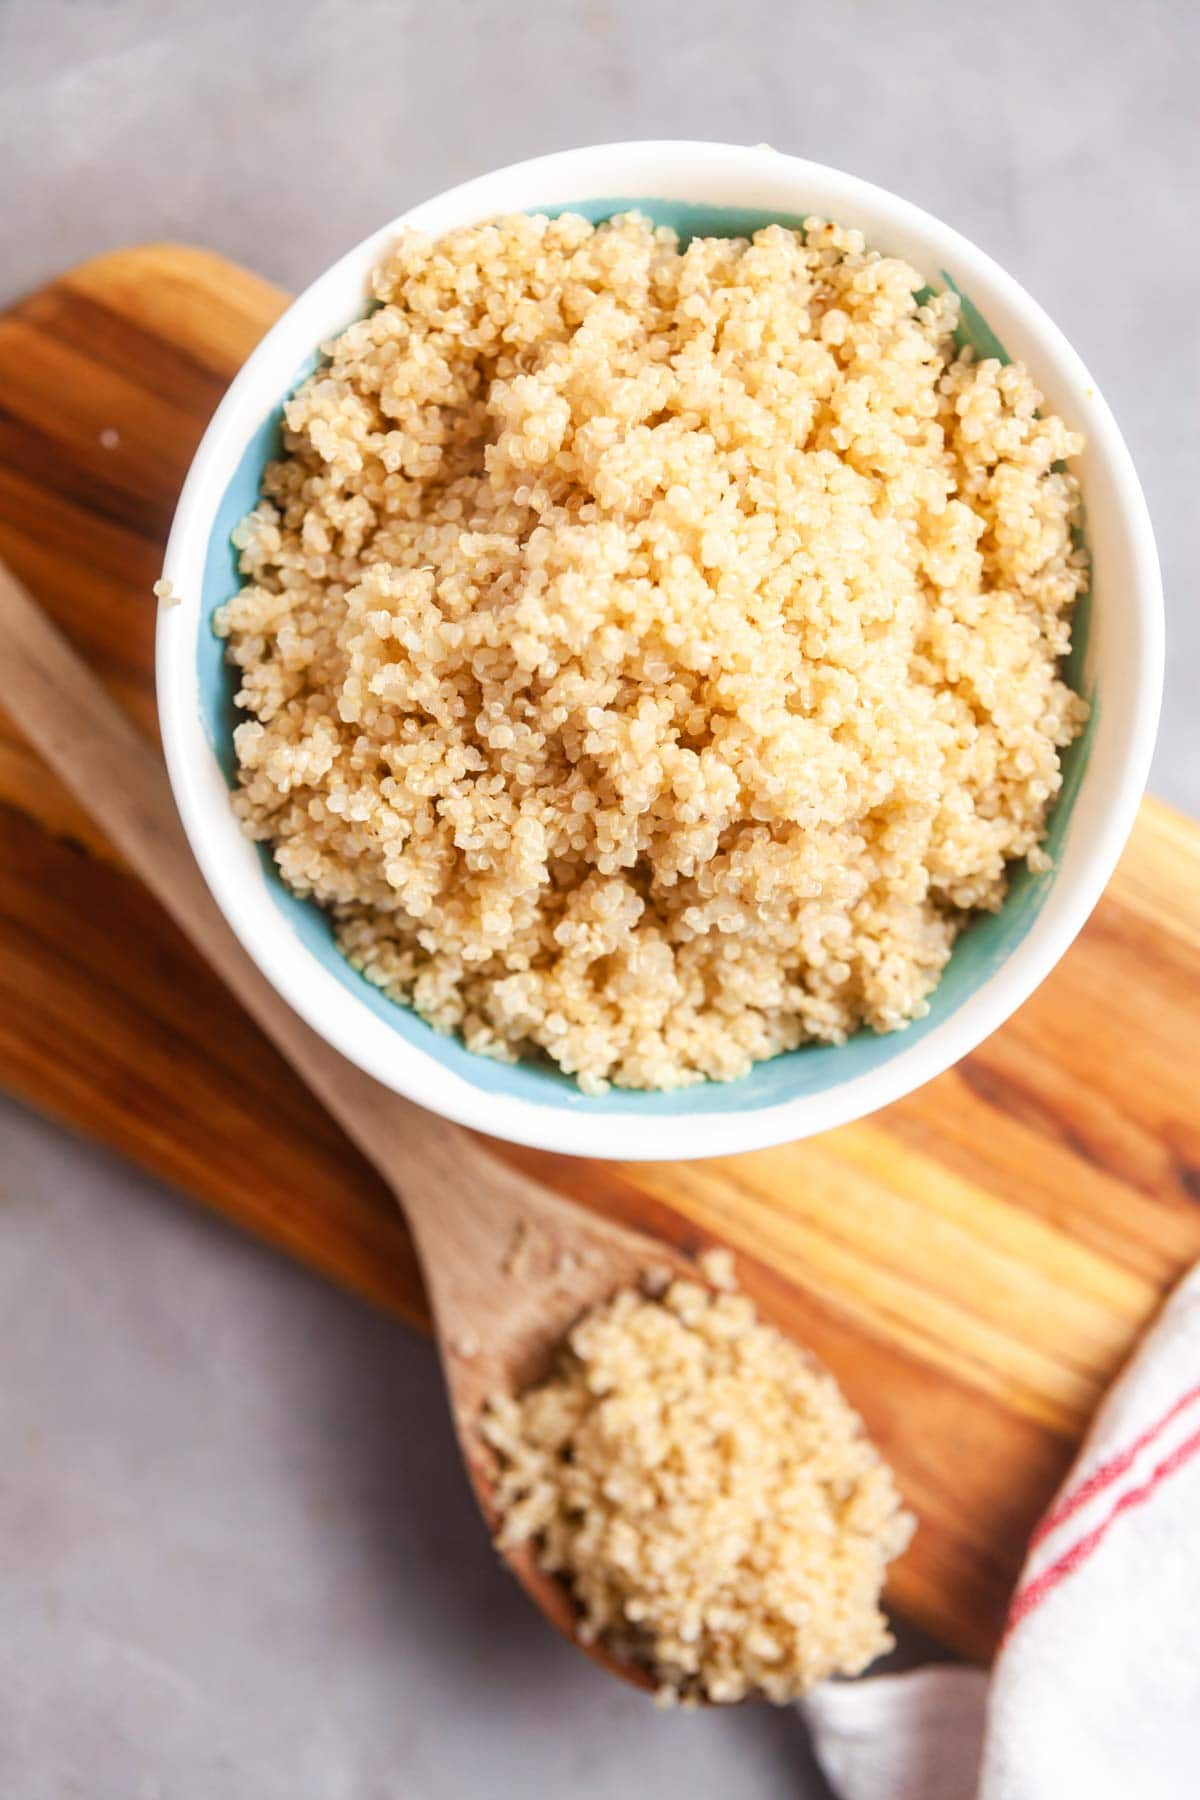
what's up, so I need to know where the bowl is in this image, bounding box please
[157,140,1162,1162]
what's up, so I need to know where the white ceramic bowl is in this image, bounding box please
[157,141,1162,1161]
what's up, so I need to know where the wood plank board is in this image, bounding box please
[1,245,1197,1664]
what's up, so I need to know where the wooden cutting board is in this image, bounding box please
[2,245,1198,1665]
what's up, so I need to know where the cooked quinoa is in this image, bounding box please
[215,212,1088,1092]
[482,1276,913,1703]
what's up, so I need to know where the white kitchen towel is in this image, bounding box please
[803,1263,1200,1800]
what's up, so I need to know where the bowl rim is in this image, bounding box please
[158,139,1163,1161]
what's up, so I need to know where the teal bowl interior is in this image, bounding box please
[197,198,1093,1118]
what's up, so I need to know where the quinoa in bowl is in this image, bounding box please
[213,210,1087,1095]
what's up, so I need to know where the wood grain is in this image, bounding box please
[1,245,1197,1663]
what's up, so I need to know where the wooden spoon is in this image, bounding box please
[0,559,704,1693]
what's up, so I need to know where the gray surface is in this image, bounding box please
[1,1,1195,1795]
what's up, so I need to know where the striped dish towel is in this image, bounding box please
[802,1264,1200,1800]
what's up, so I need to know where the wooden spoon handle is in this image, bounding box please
[0,559,503,1199]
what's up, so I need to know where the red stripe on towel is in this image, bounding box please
[1005,1420,1200,1642]
[1028,1381,1200,1551]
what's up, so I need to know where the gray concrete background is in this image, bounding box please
[1,2,1195,1795]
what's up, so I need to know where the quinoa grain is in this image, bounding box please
[216,213,1088,1092]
